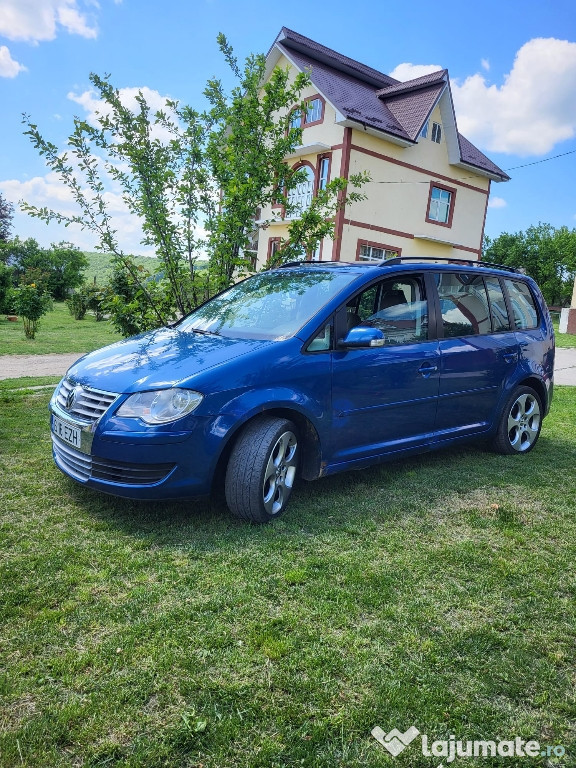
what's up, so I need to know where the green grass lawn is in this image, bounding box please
[553,321,576,349]
[0,383,575,767]
[0,302,121,355]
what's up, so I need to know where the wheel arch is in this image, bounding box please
[211,407,323,495]
[517,375,548,415]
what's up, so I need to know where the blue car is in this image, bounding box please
[50,258,554,522]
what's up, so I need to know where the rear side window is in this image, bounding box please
[484,276,511,332]
[504,280,539,329]
[436,273,491,337]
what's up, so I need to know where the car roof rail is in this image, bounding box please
[376,255,522,273]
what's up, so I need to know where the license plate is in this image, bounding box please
[52,415,82,449]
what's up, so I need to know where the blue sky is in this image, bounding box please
[1,0,575,253]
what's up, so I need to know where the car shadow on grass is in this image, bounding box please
[63,431,566,551]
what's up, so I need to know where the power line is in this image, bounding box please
[366,146,576,186]
[503,148,576,172]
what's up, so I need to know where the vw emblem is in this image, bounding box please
[65,384,83,411]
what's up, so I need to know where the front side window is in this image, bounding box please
[504,279,539,330]
[357,243,398,262]
[436,272,491,337]
[427,184,455,226]
[346,276,428,345]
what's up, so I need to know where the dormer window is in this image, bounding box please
[431,122,442,143]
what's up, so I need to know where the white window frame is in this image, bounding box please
[358,245,398,262]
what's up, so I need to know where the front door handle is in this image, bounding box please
[418,363,438,378]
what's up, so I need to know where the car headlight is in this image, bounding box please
[116,388,203,424]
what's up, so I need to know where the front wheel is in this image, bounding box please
[491,386,542,455]
[225,417,299,523]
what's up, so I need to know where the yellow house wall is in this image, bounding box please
[256,59,493,268]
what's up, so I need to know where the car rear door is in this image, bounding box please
[434,271,519,438]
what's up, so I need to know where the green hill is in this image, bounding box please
[83,252,160,285]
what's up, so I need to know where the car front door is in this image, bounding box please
[329,273,440,465]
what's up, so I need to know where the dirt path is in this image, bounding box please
[0,353,84,380]
[1,349,576,384]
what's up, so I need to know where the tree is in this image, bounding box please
[484,223,576,306]
[0,193,13,242]
[21,34,368,335]
[0,237,87,299]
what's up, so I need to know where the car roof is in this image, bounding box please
[274,258,525,279]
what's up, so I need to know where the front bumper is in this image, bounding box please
[50,403,218,500]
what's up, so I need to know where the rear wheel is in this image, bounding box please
[491,385,542,455]
[225,417,299,523]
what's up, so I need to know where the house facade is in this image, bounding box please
[255,28,509,268]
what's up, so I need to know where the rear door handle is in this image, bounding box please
[502,352,518,364]
[418,363,438,378]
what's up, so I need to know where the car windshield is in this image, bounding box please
[179,269,358,340]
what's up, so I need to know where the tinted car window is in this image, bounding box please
[348,277,428,345]
[436,272,491,337]
[504,279,539,330]
[484,276,511,332]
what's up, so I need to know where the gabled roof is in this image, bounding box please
[269,28,510,182]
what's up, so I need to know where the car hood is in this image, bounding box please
[66,326,271,393]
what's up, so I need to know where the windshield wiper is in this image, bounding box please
[189,327,220,336]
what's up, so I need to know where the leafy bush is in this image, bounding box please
[66,290,88,320]
[10,283,52,339]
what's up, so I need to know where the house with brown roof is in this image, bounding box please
[255,28,509,267]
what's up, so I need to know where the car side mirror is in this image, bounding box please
[338,326,386,348]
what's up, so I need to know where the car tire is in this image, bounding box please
[225,416,299,523]
[491,385,543,455]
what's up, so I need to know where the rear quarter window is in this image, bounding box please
[504,279,539,330]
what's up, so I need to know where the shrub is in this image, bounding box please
[10,283,52,339]
[66,290,88,320]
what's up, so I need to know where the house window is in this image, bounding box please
[431,122,442,143]
[305,97,323,124]
[267,237,282,264]
[357,242,399,262]
[290,109,302,130]
[426,183,456,227]
[287,165,315,217]
[420,121,429,139]
[318,156,330,191]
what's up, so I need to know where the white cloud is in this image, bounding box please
[488,196,507,209]
[0,45,26,77]
[481,58,490,71]
[452,38,576,156]
[388,62,443,82]
[0,0,97,42]
[68,86,176,142]
[0,172,151,254]
[0,171,208,257]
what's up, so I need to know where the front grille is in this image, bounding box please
[52,435,175,486]
[56,378,118,423]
